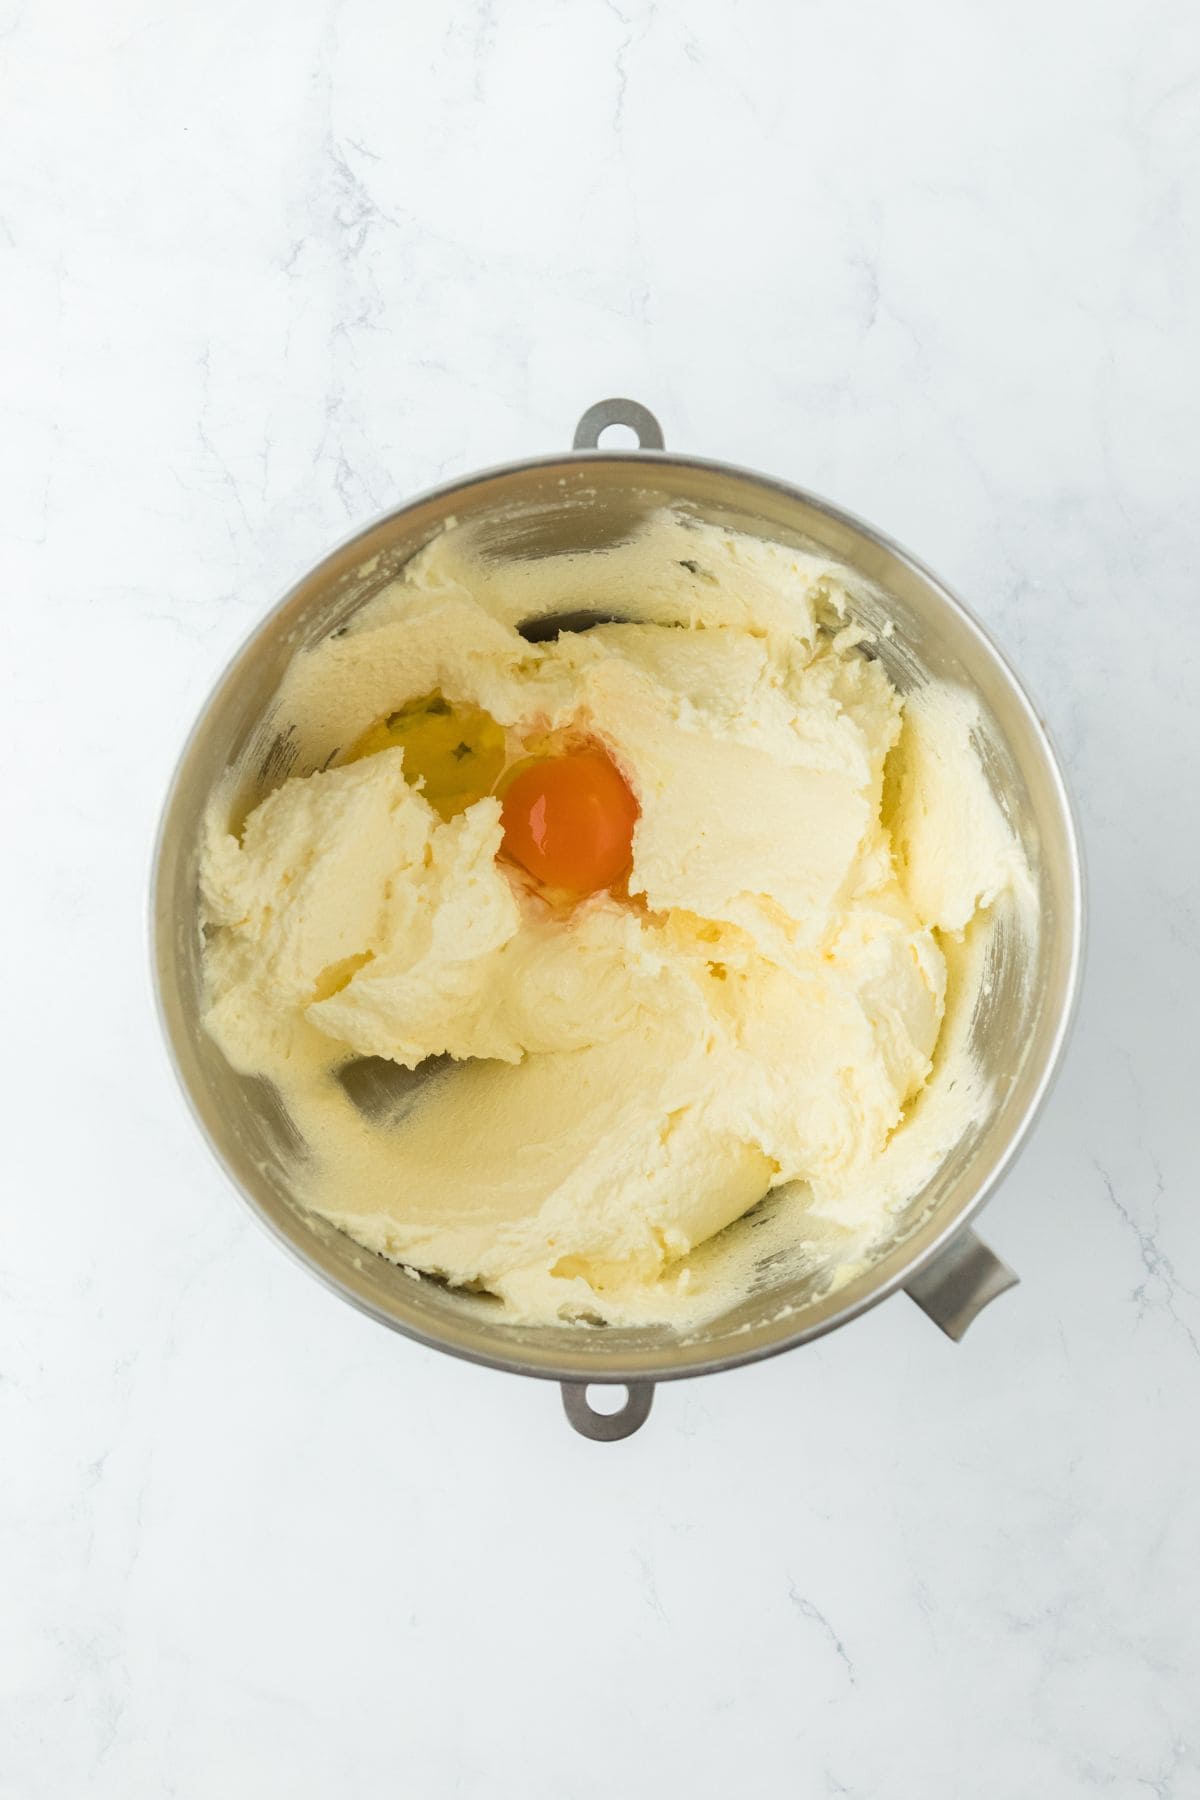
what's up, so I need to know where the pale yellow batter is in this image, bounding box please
[200,511,1032,1326]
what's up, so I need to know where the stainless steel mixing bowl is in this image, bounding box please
[152,399,1084,1440]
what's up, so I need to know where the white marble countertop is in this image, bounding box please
[4,1,1198,1794]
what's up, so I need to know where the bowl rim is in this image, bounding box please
[150,444,1087,1386]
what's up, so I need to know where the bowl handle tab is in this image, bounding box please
[561,1381,655,1441]
[572,398,665,452]
[904,1229,1018,1341]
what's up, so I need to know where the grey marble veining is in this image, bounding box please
[2,1,1198,1795]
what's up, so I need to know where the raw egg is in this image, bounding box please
[500,748,639,896]
[344,692,506,819]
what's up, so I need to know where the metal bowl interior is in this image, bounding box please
[153,452,1082,1384]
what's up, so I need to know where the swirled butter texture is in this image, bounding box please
[199,511,1033,1325]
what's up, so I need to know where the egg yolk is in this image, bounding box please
[500,749,639,896]
[344,693,506,820]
